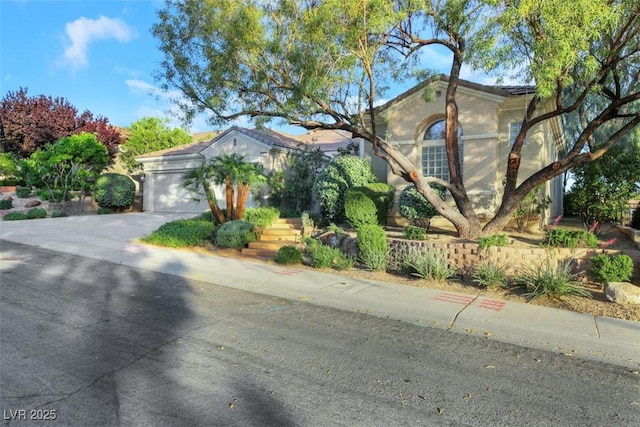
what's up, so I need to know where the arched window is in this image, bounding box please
[421,120,463,182]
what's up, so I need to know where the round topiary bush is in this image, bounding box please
[275,245,303,265]
[94,173,136,210]
[358,183,395,225]
[215,220,257,250]
[0,198,13,210]
[398,185,445,229]
[344,189,378,229]
[312,155,378,220]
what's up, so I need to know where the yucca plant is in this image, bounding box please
[404,246,455,281]
[513,258,591,300]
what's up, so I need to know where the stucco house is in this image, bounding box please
[136,126,355,213]
[364,75,566,223]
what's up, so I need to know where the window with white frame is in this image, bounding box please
[421,120,463,181]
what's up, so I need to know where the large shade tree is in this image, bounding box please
[153,0,640,238]
[0,87,122,160]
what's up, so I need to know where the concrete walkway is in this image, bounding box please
[1,212,639,369]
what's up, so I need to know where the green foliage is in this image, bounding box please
[141,216,216,248]
[97,207,115,215]
[21,132,109,202]
[215,220,256,250]
[357,224,388,271]
[94,173,136,209]
[0,152,20,178]
[275,245,303,265]
[541,228,598,249]
[632,206,640,230]
[327,223,344,234]
[305,239,353,270]
[119,117,192,173]
[513,185,551,232]
[344,188,378,229]
[588,253,635,284]
[192,210,219,224]
[15,186,31,198]
[51,210,68,218]
[478,234,509,251]
[472,260,509,288]
[301,211,315,228]
[398,185,445,228]
[513,258,591,300]
[566,143,640,226]
[279,146,326,212]
[313,155,378,220]
[242,206,280,228]
[26,208,47,219]
[355,183,395,224]
[0,199,13,209]
[3,212,28,221]
[403,225,427,241]
[403,245,455,281]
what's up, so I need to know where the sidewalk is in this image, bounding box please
[2,212,639,369]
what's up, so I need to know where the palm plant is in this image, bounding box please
[183,163,225,223]
[211,154,267,221]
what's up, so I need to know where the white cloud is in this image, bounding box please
[61,16,136,69]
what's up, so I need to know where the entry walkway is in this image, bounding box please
[1,212,639,369]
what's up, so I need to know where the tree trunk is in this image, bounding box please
[202,183,225,224]
[225,176,234,221]
[235,183,250,220]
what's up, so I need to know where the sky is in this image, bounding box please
[0,0,507,135]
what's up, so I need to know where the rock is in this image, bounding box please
[24,200,41,208]
[3,196,13,202]
[604,282,640,305]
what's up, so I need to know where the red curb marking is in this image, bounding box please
[478,299,507,312]
[275,269,301,276]
[0,257,24,261]
[435,293,475,305]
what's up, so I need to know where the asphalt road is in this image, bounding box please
[1,241,639,427]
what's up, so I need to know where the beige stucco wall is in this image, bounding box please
[366,80,564,220]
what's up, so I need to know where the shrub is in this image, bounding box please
[15,186,32,198]
[94,173,136,209]
[357,224,388,271]
[26,208,47,219]
[51,210,68,218]
[0,199,13,210]
[478,234,509,251]
[307,242,340,268]
[541,228,598,249]
[3,212,28,221]
[275,245,303,265]
[313,155,378,220]
[472,260,509,288]
[588,253,634,284]
[403,245,455,281]
[215,220,256,250]
[97,207,115,215]
[403,225,427,240]
[398,184,445,229]
[243,206,280,228]
[37,188,64,202]
[193,210,219,224]
[344,188,378,229]
[334,254,356,271]
[631,206,640,230]
[513,258,591,300]
[141,217,216,248]
[354,183,395,224]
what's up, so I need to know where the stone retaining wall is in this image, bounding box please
[388,238,640,281]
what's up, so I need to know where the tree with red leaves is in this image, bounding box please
[0,87,122,160]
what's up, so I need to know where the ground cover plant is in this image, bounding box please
[478,234,509,251]
[275,245,303,265]
[141,216,216,248]
[215,220,256,250]
[3,212,28,221]
[513,258,591,300]
[26,208,47,219]
[541,228,598,249]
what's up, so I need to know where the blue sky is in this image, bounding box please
[1,0,504,135]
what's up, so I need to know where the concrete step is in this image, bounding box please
[269,222,302,230]
[241,247,278,258]
[276,218,303,226]
[248,241,296,251]
[261,229,301,239]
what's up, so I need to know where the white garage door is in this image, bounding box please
[149,172,210,213]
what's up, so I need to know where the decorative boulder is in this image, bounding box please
[604,282,640,305]
[24,200,41,208]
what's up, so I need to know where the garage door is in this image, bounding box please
[149,172,211,213]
